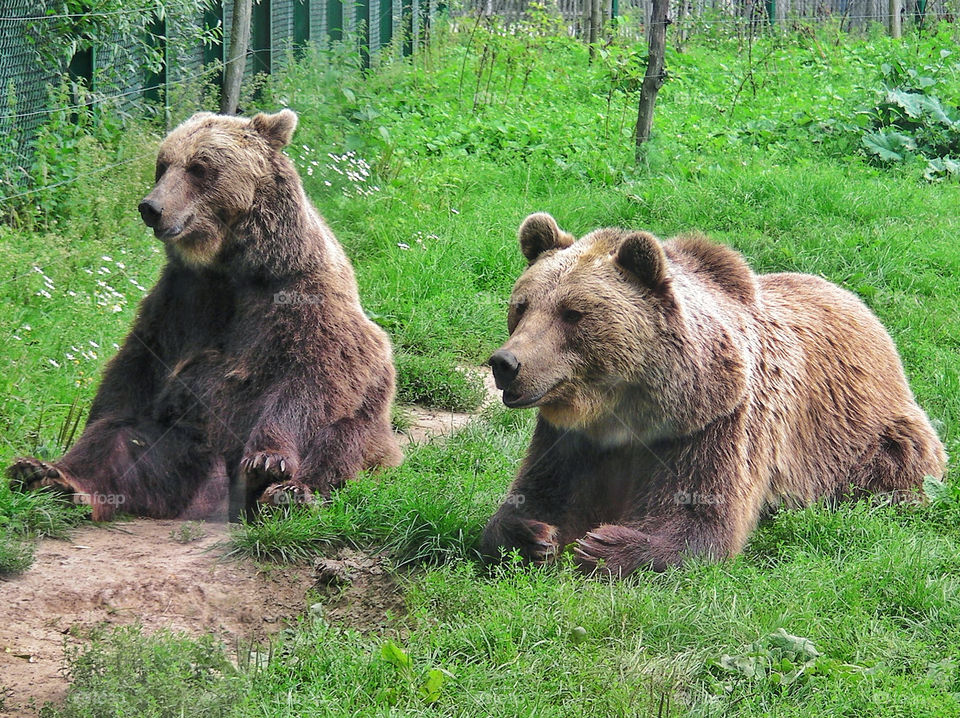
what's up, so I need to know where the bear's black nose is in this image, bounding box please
[489,350,520,390]
[138,198,163,228]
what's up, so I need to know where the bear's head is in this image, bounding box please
[489,213,750,439]
[138,109,299,268]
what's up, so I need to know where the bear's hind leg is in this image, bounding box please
[7,457,85,498]
[845,414,947,504]
[9,417,226,520]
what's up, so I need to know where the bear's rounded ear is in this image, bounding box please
[251,109,298,150]
[518,212,575,263]
[616,231,668,290]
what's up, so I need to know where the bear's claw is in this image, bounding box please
[257,481,316,507]
[574,524,674,576]
[513,518,559,565]
[239,451,295,483]
[7,457,73,493]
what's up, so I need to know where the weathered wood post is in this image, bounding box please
[634,0,669,159]
[889,0,902,37]
[220,0,253,115]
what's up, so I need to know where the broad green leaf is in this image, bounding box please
[380,640,412,669]
[886,89,926,119]
[419,668,450,703]
[923,474,950,502]
[766,628,821,662]
[862,130,915,161]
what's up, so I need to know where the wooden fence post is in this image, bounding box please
[634,0,668,159]
[889,0,902,37]
[220,0,253,114]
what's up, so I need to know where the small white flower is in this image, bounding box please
[66,353,76,361]
[397,242,410,250]
[89,340,99,348]
[48,359,60,368]
[112,343,120,350]
[101,255,113,262]
[12,334,21,341]
[22,324,31,331]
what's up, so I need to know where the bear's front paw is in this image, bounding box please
[239,451,296,487]
[492,516,560,565]
[257,480,316,507]
[574,524,674,576]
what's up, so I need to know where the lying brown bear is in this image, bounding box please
[7,110,401,520]
[482,213,947,576]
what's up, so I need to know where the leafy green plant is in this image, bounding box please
[706,628,872,695]
[860,53,960,180]
[379,639,454,705]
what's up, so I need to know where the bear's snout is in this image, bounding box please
[489,349,520,390]
[138,198,163,229]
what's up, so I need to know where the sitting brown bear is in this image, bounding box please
[7,110,401,520]
[482,213,947,576]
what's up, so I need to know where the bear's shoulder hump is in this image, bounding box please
[666,234,756,305]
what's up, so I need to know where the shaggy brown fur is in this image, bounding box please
[7,110,401,520]
[482,212,947,576]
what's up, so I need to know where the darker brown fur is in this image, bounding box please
[7,110,401,520]
[482,213,947,577]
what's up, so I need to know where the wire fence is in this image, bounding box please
[0,0,441,203]
[0,0,954,208]
[460,0,956,38]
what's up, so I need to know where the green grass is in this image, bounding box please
[5,17,960,717]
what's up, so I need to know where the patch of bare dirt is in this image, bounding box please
[398,368,500,445]
[0,520,311,716]
[0,369,502,716]
[313,549,406,630]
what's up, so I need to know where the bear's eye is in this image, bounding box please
[187,163,207,180]
[155,161,168,182]
[561,309,583,325]
[512,300,528,317]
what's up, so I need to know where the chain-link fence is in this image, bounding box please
[0,0,438,197]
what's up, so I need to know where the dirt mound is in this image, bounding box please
[313,548,406,629]
[0,374,502,716]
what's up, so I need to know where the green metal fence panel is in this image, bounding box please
[294,0,311,51]
[310,0,327,46]
[0,10,61,188]
[379,0,394,55]
[369,0,381,55]
[0,0,439,194]
[327,0,344,42]
[252,0,272,74]
[272,0,294,71]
